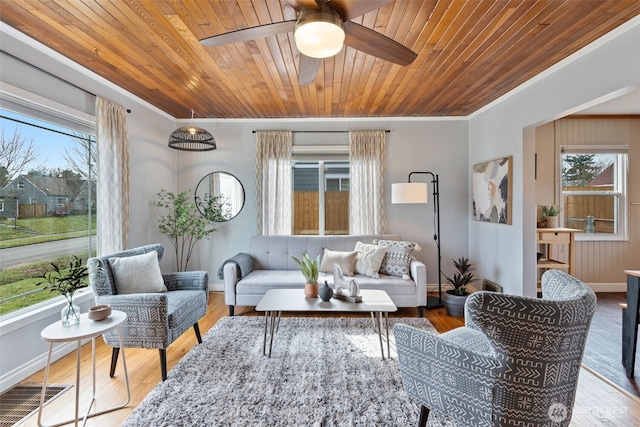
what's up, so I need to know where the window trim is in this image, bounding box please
[560,145,628,242]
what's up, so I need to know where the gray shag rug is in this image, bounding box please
[123,316,456,427]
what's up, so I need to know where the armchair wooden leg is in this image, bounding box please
[229,305,235,316]
[159,349,168,381]
[109,348,120,378]
[418,405,430,427]
[193,323,203,344]
[417,306,424,318]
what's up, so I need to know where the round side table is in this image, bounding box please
[38,310,130,427]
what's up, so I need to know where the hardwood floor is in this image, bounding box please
[14,292,640,426]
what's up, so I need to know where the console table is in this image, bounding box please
[38,310,130,427]
[623,270,640,377]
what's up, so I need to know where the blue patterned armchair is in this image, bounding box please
[88,244,208,381]
[395,270,596,427]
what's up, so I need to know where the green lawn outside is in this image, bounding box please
[0,215,96,316]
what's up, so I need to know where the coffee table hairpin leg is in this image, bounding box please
[262,311,282,357]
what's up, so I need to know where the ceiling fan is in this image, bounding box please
[199,0,417,85]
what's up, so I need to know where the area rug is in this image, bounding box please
[123,316,455,427]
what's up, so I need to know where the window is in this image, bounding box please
[292,161,350,235]
[561,145,628,240]
[0,200,4,211]
[0,108,97,317]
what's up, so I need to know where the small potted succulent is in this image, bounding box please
[441,257,478,317]
[292,253,320,298]
[37,256,89,326]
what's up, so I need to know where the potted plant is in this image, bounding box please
[292,253,320,298]
[37,256,89,326]
[441,257,478,317]
[541,204,561,228]
[155,189,225,271]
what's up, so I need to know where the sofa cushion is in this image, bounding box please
[354,241,387,278]
[375,240,417,277]
[109,251,167,294]
[319,248,357,275]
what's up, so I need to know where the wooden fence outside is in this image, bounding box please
[563,185,614,233]
[19,204,46,218]
[293,191,349,235]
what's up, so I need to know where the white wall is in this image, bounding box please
[176,119,469,291]
[468,17,640,296]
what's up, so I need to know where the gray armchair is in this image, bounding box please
[88,244,208,381]
[395,270,596,427]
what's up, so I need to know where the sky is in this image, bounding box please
[1,109,81,172]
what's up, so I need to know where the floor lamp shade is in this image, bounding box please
[391,182,429,204]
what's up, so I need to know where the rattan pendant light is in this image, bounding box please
[168,110,216,151]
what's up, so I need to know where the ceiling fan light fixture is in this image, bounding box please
[294,10,345,59]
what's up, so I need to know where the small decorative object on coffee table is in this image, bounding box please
[319,280,334,301]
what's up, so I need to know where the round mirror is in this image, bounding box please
[195,172,245,221]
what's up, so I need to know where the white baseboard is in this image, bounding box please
[585,283,627,292]
[209,282,224,292]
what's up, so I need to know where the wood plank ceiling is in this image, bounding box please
[1,1,639,119]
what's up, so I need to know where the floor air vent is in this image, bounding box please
[0,384,71,427]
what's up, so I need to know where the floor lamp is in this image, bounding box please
[391,172,443,309]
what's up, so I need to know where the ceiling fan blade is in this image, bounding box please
[298,54,321,85]
[343,21,417,66]
[200,21,295,47]
[319,0,392,20]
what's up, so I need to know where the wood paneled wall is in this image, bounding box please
[552,118,640,284]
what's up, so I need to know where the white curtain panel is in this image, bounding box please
[255,130,292,235]
[95,96,130,255]
[349,130,386,234]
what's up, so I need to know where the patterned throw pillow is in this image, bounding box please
[354,241,387,278]
[319,249,358,276]
[109,251,167,294]
[375,240,417,277]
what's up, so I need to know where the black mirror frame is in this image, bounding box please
[195,171,245,222]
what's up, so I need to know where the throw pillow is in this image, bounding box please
[375,239,417,277]
[109,251,167,294]
[319,249,358,276]
[353,241,387,278]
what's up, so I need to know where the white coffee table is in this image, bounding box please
[38,310,130,427]
[255,289,397,359]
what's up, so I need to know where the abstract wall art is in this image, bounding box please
[472,156,512,224]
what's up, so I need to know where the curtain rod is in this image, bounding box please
[252,130,390,134]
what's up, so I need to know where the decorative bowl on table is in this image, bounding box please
[88,304,111,321]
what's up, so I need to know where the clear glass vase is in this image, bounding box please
[61,292,80,326]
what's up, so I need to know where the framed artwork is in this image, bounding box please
[482,279,503,293]
[472,155,512,224]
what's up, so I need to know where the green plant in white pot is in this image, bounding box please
[441,257,478,317]
[292,253,320,298]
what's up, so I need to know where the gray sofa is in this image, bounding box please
[222,234,427,317]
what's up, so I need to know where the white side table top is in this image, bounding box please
[41,310,127,342]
